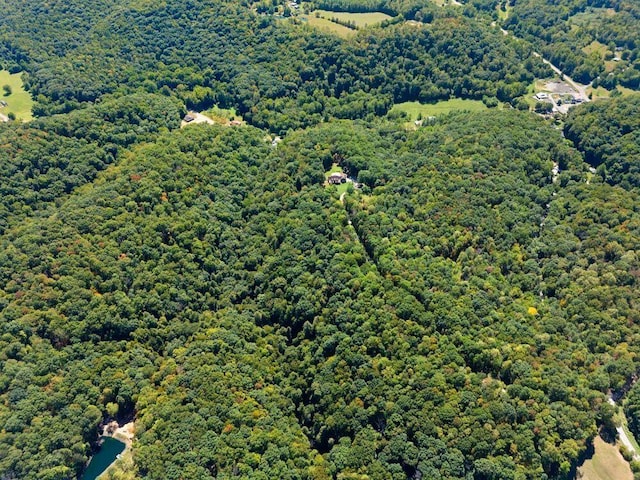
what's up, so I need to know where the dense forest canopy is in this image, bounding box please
[1,109,639,480]
[0,0,551,132]
[564,94,640,189]
[0,0,639,480]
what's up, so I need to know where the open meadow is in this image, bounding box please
[314,10,393,28]
[0,70,34,121]
[576,436,633,480]
[298,14,356,38]
[392,98,487,120]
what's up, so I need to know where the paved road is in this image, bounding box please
[608,397,640,461]
[496,23,591,102]
[532,52,591,102]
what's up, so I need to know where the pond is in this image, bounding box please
[81,437,126,480]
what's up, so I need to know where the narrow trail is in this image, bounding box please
[339,192,377,267]
[339,192,431,312]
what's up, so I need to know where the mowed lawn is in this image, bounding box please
[299,14,355,38]
[392,99,487,120]
[325,164,350,194]
[577,436,633,480]
[0,70,34,121]
[587,84,637,99]
[315,10,393,28]
[202,105,243,123]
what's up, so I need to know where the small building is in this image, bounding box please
[230,120,242,126]
[328,172,348,184]
[183,114,195,122]
[534,92,549,101]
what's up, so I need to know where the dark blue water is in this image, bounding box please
[81,437,126,480]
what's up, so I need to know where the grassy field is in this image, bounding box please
[617,86,638,96]
[581,40,623,72]
[518,80,537,108]
[0,70,34,121]
[496,1,511,20]
[325,164,343,176]
[587,85,610,99]
[391,99,487,120]
[430,0,458,6]
[335,182,350,194]
[576,436,633,480]
[315,10,392,28]
[570,8,616,27]
[202,105,242,123]
[582,40,608,58]
[604,60,620,73]
[587,85,637,100]
[298,14,356,38]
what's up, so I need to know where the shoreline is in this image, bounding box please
[94,421,135,479]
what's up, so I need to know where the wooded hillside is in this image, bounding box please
[0,1,639,480]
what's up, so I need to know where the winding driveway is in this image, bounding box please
[608,397,640,461]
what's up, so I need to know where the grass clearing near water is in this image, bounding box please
[0,70,34,121]
[392,99,487,120]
